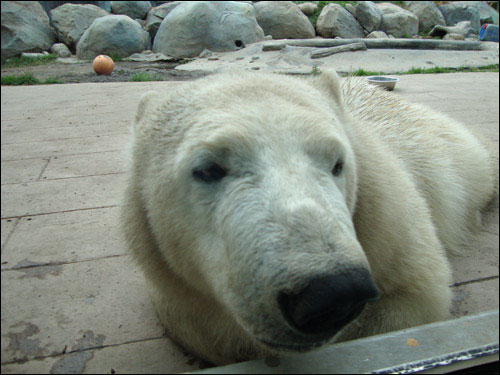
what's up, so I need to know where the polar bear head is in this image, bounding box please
[129,71,379,352]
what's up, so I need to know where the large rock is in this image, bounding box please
[76,15,151,60]
[254,1,315,39]
[403,1,445,33]
[355,1,382,33]
[153,1,264,58]
[41,1,112,16]
[366,30,389,39]
[298,2,318,16]
[345,3,356,16]
[144,1,181,39]
[438,1,481,31]
[110,1,151,20]
[377,2,419,38]
[477,1,499,25]
[316,3,364,38]
[429,20,477,38]
[51,42,71,57]
[1,1,57,59]
[50,3,109,51]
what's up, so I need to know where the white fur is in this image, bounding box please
[121,71,498,365]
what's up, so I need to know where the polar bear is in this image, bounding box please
[121,71,497,365]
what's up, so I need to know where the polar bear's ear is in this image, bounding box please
[311,69,345,113]
[134,91,160,126]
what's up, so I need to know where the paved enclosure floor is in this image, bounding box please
[1,73,499,374]
[177,42,500,75]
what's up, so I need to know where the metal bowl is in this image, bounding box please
[366,76,399,91]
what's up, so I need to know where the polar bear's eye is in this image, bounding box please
[193,163,227,183]
[332,160,343,176]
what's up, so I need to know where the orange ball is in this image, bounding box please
[93,55,114,75]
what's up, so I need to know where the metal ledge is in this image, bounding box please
[188,310,499,374]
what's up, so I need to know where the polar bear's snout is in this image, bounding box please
[277,269,380,336]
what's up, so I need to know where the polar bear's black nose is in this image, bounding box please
[277,269,380,336]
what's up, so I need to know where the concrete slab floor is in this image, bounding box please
[175,40,499,75]
[1,73,498,374]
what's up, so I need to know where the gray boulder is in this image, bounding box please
[110,1,151,20]
[50,3,110,51]
[144,2,181,39]
[51,43,71,57]
[429,20,477,38]
[1,1,57,59]
[254,1,315,39]
[76,15,151,60]
[438,1,481,31]
[298,2,318,16]
[477,1,499,25]
[355,1,382,33]
[377,2,419,37]
[97,1,112,13]
[403,1,445,33]
[451,20,477,37]
[153,1,264,58]
[345,3,356,16]
[365,30,389,39]
[316,3,364,38]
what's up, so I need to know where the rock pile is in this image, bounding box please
[76,15,151,60]
[254,1,315,39]
[1,1,498,61]
[377,3,419,38]
[317,3,364,38]
[153,1,264,58]
[404,1,446,34]
[50,3,109,51]
[110,1,151,20]
[1,1,56,60]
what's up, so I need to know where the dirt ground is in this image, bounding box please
[1,60,209,83]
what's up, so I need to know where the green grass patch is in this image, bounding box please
[108,54,123,63]
[131,72,163,82]
[42,77,64,84]
[1,73,39,85]
[342,64,499,77]
[1,54,57,68]
[1,73,62,85]
[351,68,387,76]
[405,64,499,74]
[406,66,450,74]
